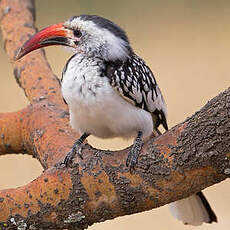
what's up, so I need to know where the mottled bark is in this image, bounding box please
[0,0,229,229]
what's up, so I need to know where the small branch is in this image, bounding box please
[17,102,79,169]
[0,110,24,155]
[0,0,65,105]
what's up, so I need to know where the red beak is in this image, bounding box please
[15,23,73,60]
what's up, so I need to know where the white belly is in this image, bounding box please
[61,55,153,139]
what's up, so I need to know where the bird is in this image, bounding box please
[16,14,217,226]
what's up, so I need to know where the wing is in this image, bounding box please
[59,74,67,105]
[105,54,168,131]
[60,54,77,105]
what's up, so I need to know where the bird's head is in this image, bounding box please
[16,15,132,61]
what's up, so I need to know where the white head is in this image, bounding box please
[16,15,132,62]
[64,15,132,61]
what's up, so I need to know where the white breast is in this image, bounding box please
[61,54,153,139]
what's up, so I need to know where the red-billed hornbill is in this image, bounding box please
[16,14,217,225]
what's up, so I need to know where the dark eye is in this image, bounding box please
[73,30,82,38]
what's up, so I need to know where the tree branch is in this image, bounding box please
[0,0,64,105]
[0,0,229,229]
[0,111,24,155]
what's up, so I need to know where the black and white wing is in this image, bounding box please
[105,54,168,131]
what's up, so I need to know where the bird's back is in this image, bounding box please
[106,54,168,132]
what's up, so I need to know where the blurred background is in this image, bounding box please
[0,0,230,229]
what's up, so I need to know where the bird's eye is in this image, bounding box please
[73,30,82,38]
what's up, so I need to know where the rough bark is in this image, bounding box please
[0,0,229,229]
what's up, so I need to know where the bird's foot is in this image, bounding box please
[63,132,90,167]
[63,140,83,167]
[126,131,144,173]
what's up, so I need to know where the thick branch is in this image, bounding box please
[0,88,229,229]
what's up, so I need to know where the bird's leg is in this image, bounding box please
[64,132,90,166]
[155,128,162,135]
[126,131,144,172]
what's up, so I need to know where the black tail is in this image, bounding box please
[196,191,217,223]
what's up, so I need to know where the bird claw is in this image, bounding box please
[126,156,136,174]
[63,144,83,167]
[63,133,90,167]
[126,139,143,173]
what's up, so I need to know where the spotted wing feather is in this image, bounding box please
[106,54,168,131]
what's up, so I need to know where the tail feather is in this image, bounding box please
[168,192,217,226]
[196,192,217,223]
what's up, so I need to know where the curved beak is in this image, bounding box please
[15,23,76,60]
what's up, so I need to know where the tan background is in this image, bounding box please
[0,0,230,229]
